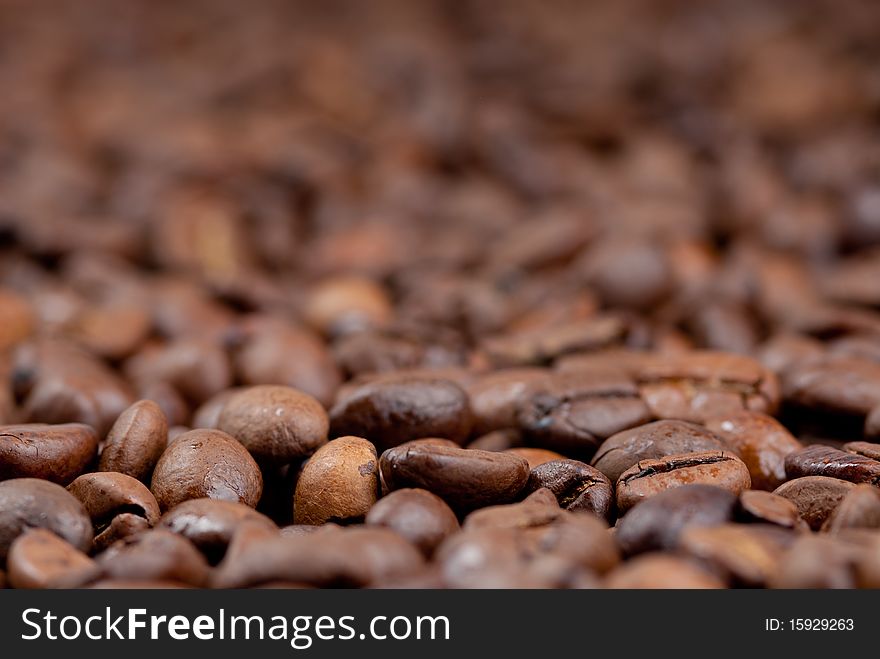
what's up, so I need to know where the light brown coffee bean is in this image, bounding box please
[0,423,98,484]
[293,436,378,525]
[737,490,806,530]
[843,440,880,461]
[100,400,168,481]
[773,476,855,530]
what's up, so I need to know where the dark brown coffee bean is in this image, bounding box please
[705,411,803,490]
[329,374,473,450]
[525,459,613,519]
[773,476,855,530]
[616,451,751,513]
[380,441,529,511]
[97,529,211,587]
[517,368,652,456]
[782,357,880,416]
[211,527,424,588]
[604,554,725,589]
[99,400,168,481]
[679,524,795,587]
[615,484,738,556]
[7,528,100,589]
[150,429,263,511]
[737,490,806,530]
[293,436,378,525]
[505,447,564,469]
[843,440,880,461]
[784,444,880,485]
[822,485,880,533]
[592,420,727,484]
[466,428,524,452]
[0,478,93,563]
[67,472,159,542]
[465,368,549,435]
[159,498,277,563]
[216,385,328,466]
[0,423,98,484]
[92,514,151,554]
[365,488,460,555]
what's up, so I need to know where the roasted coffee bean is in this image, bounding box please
[525,459,613,519]
[679,524,794,587]
[7,528,100,589]
[216,385,328,466]
[705,411,803,490]
[505,447,564,469]
[517,368,652,456]
[784,444,880,485]
[0,289,34,351]
[97,529,211,587]
[99,400,168,481]
[592,420,727,484]
[137,382,189,429]
[68,472,159,545]
[191,388,243,430]
[782,357,880,416]
[365,488,460,555]
[616,451,751,513]
[465,368,550,435]
[92,514,151,554]
[769,535,863,589]
[380,441,530,511]
[329,374,473,450]
[463,495,566,530]
[150,429,263,511]
[159,499,278,563]
[467,429,524,452]
[604,554,725,589]
[737,490,806,530]
[843,440,880,461]
[0,423,98,484]
[303,276,392,337]
[0,479,93,564]
[773,476,855,530]
[866,406,880,439]
[212,527,424,588]
[293,436,378,525]
[822,485,880,533]
[615,484,738,556]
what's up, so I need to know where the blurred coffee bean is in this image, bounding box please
[365,488,459,556]
[773,476,855,530]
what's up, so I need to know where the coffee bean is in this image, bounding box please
[592,420,727,484]
[504,447,564,469]
[465,368,549,435]
[329,374,473,450]
[517,368,652,456]
[380,441,529,511]
[463,495,565,530]
[737,490,806,530]
[191,388,243,429]
[769,535,862,589]
[466,428,524,452]
[304,276,392,337]
[7,528,100,589]
[782,357,880,416]
[99,400,168,481]
[217,385,329,466]
[705,410,803,490]
[159,498,278,563]
[773,476,855,530]
[294,436,378,525]
[784,444,880,485]
[616,451,751,513]
[97,529,211,587]
[822,485,880,533]
[0,289,34,351]
[365,488,460,555]
[92,514,151,554]
[604,554,725,589]
[68,472,159,545]
[0,423,98,484]
[843,440,880,461]
[866,405,880,439]
[150,429,263,511]
[0,479,93,564]
[615,484,738,556]
[525,459,613,519]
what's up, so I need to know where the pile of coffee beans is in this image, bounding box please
[2,0,880,588]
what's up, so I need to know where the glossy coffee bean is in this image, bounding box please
[615,484,738,556]
[99,400,168,481]
[784,444,880,485]
[737,490,806,530]
[0,423,98,484]
[773,476,855,530]
[0,479,93,564]
[592,420,727,484]
[97,529,211,587]
[380,441,530,511]
[525,459,613,519]
[7,528,100,589]
[604,554,725,589]
[329,374,473,450]
[705,410,803,490]
[616,451,751,513]
[294,436,379,525]
[150,429,263,511]
[365,488,460,555]
[217,385,329,465]
[159,498,278,563]
[822,485,880,533]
